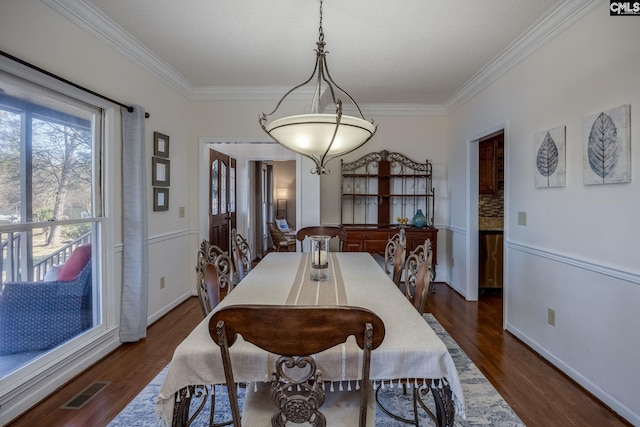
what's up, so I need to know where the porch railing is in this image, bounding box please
[1,232,91,283]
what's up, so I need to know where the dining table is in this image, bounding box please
[156,251,466,426]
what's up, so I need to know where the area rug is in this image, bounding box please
[109,314,524,426]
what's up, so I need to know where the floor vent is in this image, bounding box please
[61,381,110,410]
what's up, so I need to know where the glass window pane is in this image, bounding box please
[0,73,101,380]
[31,117,93,221]
[221,162,227,214]
[0,109,21,221]
[230,167,235,213]
[211,160,218,215]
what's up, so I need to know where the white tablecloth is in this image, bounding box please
[156,252,465,424]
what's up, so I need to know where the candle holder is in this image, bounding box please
[310,235,330,281]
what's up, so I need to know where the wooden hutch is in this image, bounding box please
[340,150,438,273]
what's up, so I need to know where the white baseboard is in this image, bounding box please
[505,321,638,426]
[147,291,194,325]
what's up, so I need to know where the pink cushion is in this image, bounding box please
[58,245,92,281]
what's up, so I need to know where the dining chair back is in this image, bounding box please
[384,229,406,287]
[404,239,433,314]
[210,304,386,427]
[195,240,234,316]
[296,226,348,252]
[231,229,251,283]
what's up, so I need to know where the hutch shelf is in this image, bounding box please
[340,150,438,271]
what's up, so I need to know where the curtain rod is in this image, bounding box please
[1,50,150,118]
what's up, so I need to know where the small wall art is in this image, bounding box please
[583,104,631,185]
[153,132,170,158]
[153,187,169,211]
[152,157,170,186]
[535,125,566,188]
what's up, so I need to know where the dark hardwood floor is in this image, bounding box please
[8,283,630,426]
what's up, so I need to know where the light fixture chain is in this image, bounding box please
[258,0,377,175]
[318,0,324,42]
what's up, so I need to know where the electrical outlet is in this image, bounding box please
[160,276,165,289]
[178,206,185,218]
[547,308,556,326]
[518,211,527,226]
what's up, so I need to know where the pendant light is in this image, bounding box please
[259,0,377,175]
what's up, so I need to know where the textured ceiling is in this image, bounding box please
[71,0,570,107]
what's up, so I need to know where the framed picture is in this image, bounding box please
[152,157,170,186]
[153,188,169,211]
[535,125,566,188]
[153,132,170,158]
[583,104,631,185]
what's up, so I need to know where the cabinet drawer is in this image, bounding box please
[344,241,363,252]
[363,239,388,253]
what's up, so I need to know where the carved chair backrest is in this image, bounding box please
[384,230,406,287]
[404,239,433,314]
[231,229,251,283]
[210,305,385,427]
[195,240,234,317]
[296,226,348,251]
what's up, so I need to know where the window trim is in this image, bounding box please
[0,54,120,425]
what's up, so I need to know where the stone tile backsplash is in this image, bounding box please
[479,181,504,217]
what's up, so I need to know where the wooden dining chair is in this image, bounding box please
[296,226,348,251]
[193,240,236,427]
[230,229,251,283]
[195,239,235,316]
[404,239,433,313]
[375,240,434,425]
[210,304,386,427]
[384,229,406,287]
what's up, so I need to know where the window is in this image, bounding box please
[211,159,219,215]
[0,72,103,376]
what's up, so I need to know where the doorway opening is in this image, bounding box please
[198,140,299,269]
[250,160,297,259]
[478,131,504,298]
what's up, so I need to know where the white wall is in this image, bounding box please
[447,3,640,423]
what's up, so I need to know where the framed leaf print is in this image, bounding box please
[583,104,631,185]
[535,126,566,188]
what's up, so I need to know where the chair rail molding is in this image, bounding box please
[507,240,640,286]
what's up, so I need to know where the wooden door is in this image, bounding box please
[209,149,236,253]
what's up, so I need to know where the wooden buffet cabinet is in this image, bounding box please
[340,150,438,274]
[342,226,438,266]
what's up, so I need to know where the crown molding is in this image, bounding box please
[190,86,317,102]
[43,0,602,117]
[352,103,447,117]
[42,0,195,95]
[443,0,602,114]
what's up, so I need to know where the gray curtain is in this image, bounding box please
[120,105,149,342]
